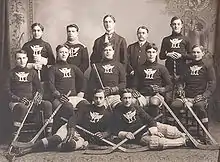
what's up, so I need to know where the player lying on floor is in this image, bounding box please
[112,88,191,150]
[171,45,216,143]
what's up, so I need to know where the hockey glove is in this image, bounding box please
[131,89,141,98]
[95,131,109,139]
[176,87,185,98]
[151,85,165,93]
[104,86,119,96]
[20,97,30,105]
[59,94,69,103]
[194,94,206,104]
[33,92,43,105]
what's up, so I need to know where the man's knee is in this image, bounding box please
[171,99,184,110]
[141,135,164,150]
[149,96,161,107]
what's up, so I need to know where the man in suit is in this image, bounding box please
[90,14,127,69]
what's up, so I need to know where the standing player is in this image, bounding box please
[127,26,150,87]
[171,45,216,143]
[6,50,53,137]
[22,23,55,81]
[133,43,172,117]
[64,24,89,73]
[90,14,127,68]
[112,89,189,150]
[89,42,126,108]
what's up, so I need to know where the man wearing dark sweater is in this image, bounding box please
[127,26,150,87]
[171,45,216,142]
[112,89,187,150]
[6,50,53,136]
[90,14,127,68]
[64,24,89,73]
[133,43,172,117]
[89,42,126,108]
[22,23,55,81]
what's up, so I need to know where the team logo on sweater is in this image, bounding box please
[102,64,114,74]
[69,47,80,57]
[31,45,43,56]
[59,68,71,78]
[144,69,157,79]
[170,38,182,48]
[190,65,202,76]
[89,111,103,123]
[15,72,29,82]
[123,110,136,123]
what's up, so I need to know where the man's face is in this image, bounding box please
[67,27,78,41]
[192,47,204,61]
[16,53,28,68]
[121,93,133,107]
[170,19,183,34]
[103,17,115,32]
[104,46,114,60]
[93,92,105,107]
[137,28,148,42]
[32,25,43,39]
[146,48,157,63]
[57,47,69,61]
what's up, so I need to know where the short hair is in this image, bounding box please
[145,43,158,52]
[103,42,115,51]
[31,23,44,31]
[170,16,183,24]
[119,88,133,98]
[137,26,149,33]
[66,24,79,32]
[93,89,105,96]
[56,44,69,53]
[15,49,27,58]
[103,14,116,23]
[192,44,205,52]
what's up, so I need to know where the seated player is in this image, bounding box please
[48,45,89,129]
[132,43,172,117]
[88,42,126,109]
[112,89,189,150]
[5,50,53,137]
[171,45,216,143]
[76,89,112,146]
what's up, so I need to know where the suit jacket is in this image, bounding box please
[90,32,127,68]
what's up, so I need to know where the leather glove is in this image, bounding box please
[59,94,69,103]
[104,86,119,96]
[34,93,43,105]
[194,94,206,104]
[20,97,30,105]
[176,87,185,98]
[131,89,141,98]
[95,131,109,139]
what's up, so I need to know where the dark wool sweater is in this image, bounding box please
[159,32,192,76]
[133,61,172,96]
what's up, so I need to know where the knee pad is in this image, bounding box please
[164,125,183,139]
[137,95,147,107]
[149,96,161,107]
[141,135,164,150]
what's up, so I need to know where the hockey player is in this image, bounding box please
[133,43,172,117]
[22,23,55,81]
[48,44,89,124]
[171,45,216,143]
[64,24,89,73]
[127,26,150,87]
[6,50,53,137]
[76,89,112,144]
[112,88,189,150]
[90,14,127,68]
[89,42,126,108]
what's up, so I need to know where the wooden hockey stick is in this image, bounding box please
[156,93,219,150]
[181,97,218,145]
[85,114,163,155]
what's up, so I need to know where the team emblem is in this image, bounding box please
[69,47,80,57]
[15,72,29,82]
[59,68,71,78]
[190,65,202,76]
[123,110,136,123]
[31,45,43,56]
[89,111,103,123]
[102,64,114,74]
[144,69,157,79]
[170,38,182,48]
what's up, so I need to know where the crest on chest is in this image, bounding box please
[190,65,202,76]
[31,45,43,56]
[123,110,136,123]
[89,111,104,123]
[102,64,114,74]
[15,72,29,82]
[144,69,157,79]
[69,47,80,57]
[170,38,183,48]
[59,68,72,78]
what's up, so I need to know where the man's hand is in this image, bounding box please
[194,94,206,103]
[131,89,141,98]
[154,131,164,138]
[20,97,29,105]
[34,93,43,105]
[77,92,84,98]
[130,70,134,75]
[33,63,42,70]
[125,132,135,140]
[59,94,69,103]
[95,132,109,139]
[151,85,165,93]
[166,51,182,60]
[104,86,119,96]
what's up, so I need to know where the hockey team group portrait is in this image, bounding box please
[0,0,220,162]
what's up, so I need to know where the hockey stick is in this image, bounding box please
[85,114,163,155]
[181,97,218,145]
[92,63,113,111]
[156,93,219,150]
[12,91,72,148]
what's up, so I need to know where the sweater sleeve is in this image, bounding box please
[45,42,55,65]
[203,64,216,98]
[160,66,172,92]
[159,37,168,60]
[118,63,126,90]
[180,38,193,60]
[79,47,89,73]
[48,66,59,97]
[73,65,87,92]
[32,70,43,95]
[90,39,99,64]
[137,106,157,127]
